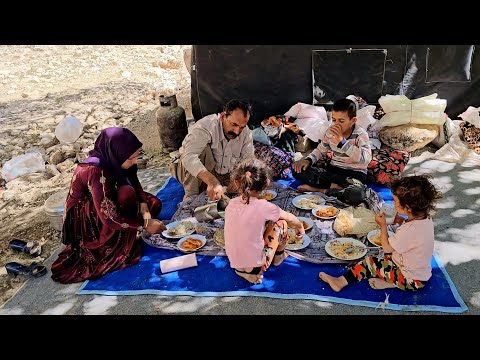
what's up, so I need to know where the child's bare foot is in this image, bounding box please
[235,269,263,284]
[368,278,396,290]
[297,184,326,193]
[319,272,348,292]
[273,251,289,266]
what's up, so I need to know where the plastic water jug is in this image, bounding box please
[55,116,83,143]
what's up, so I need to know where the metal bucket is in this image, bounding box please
[44,189,69,231]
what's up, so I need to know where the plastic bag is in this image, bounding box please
[252,127,272,145]
[431,116,458,147]
[1,152,45,182]
[55,115,83,143]
[458,106,480,128]
[333,206,378,238]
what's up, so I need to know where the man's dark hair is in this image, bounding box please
[223,99,253,118]
[332,98,357,119]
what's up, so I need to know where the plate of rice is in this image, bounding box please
[285,229,311,251]
[325,238,367,260]
[292,194,326,210]
[162,220,196,239]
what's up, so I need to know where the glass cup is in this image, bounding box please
[325,127,334,139]
[382,203,396,225]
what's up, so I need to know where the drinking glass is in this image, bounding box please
[382,203,396,225]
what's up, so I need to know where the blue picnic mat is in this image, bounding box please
[77,176,468,313]
[78,243,467,313]
[156,176,185,221]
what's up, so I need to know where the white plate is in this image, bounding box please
[294,216,314,231]
[258,190,277,201]
[162,220,196,239]
[177,234,207,252]
[285,230,311,251]
[367,229,395,247]
[312,204,340,220]
[325,238,367,260]
[292,194,326,210]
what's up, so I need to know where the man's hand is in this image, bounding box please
[140,202,151,219]
[326,124,343,145]
[198,169,225,201]
[293,159,310,173]
[206,182,224,201]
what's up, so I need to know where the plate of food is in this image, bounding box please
[162,220,196,239]
[258,189,277,201]
[288,216,314,231]
[285,229,311,251]
[325,238,367,261]
[312,204,340,219]
[177,234,207,252]
[292,194,326,210]
[367,229,395,247]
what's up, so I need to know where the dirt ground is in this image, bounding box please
[0,45,191,306]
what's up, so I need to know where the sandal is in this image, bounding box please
[9,239,42,256]
[5,262,47,278]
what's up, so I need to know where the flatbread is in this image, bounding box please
[213,228,225,248]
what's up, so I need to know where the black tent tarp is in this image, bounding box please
[191,45,478,126]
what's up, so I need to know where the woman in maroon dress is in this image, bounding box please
[51,127,166,284]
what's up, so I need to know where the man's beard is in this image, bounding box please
[227,131,238,139]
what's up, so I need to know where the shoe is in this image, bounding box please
[9,239,42,256]
[5,262,47,278]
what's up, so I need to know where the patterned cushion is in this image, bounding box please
[460,121,480,154]
[253,140,294,179]
[366,148,410,185]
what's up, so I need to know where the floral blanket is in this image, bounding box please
[143,181,384,264]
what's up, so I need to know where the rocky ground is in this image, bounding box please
[0,45,192,306]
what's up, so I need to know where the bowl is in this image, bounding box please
[367,229,395,247]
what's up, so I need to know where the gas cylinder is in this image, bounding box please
[156,94,187,153]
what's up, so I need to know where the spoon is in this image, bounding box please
[345,246,380,254]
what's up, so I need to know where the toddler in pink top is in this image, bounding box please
[319,174,442,292]
[224,158,305,284]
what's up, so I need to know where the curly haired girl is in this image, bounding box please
[320,174,442,292]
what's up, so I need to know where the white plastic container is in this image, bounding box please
[382,203,397,225]
[55,115,83,143]
[44,190,69,231]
